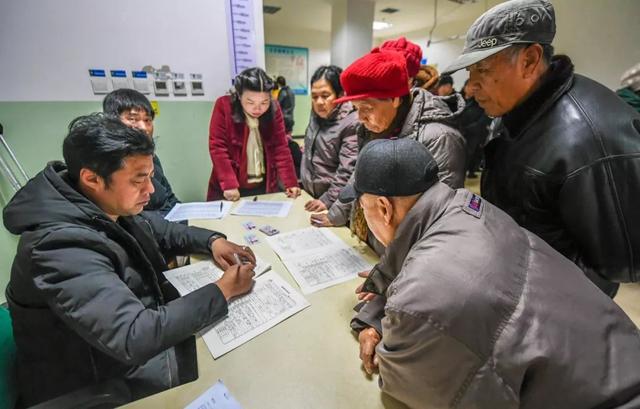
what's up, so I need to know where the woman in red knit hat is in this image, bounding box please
[311,49,465,238]
[378,36,423,85]
[207,68,301,201]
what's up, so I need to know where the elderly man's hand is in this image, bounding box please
[355,270,377,302]
[359,327,382,375]
[211,238,256,269]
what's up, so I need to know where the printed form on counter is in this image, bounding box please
[163,260,309,358]
[265,227,373,294]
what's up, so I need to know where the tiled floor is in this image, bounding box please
[464,175,639,326]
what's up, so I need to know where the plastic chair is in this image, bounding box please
[0,306,132,409]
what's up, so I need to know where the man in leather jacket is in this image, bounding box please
[444,0,640,296]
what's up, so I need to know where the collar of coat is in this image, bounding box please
[499,55,575,140]
[357,88,465,148]
[313,101,355,127]
[361,182,455,295]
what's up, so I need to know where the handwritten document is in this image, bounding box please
[163,263,309,358]
[202,271,309,357]
[266,228,374,294]
[185,380,242,409]
[230,200,292,218]
[164,201,232,222]
[163,259,271,296]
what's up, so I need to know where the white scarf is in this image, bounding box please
[245,114,265,183]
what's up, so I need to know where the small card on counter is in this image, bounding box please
[242,221,256,231]
[244,233,260,245]
[259,225,280,236]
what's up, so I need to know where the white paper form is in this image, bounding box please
[163,263,309,359]
[266,227,374,294]
[263,226,344,256]
[185,380,243,409]
[202,270,309,358]
[230,200,292,218]
[164,201,232,222]
[163,259,271,296]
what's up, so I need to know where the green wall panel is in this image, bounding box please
[0,98,312,302]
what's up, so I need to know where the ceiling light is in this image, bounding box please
[373,21,393,30]
[380,7,399,14]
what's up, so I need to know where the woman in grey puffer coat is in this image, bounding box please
[301,65,359,213]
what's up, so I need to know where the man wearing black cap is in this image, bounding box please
[443,0,640,296]
[346,138,640,408]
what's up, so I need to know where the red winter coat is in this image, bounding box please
[207,95,298,200]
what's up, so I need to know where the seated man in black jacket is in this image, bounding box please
[3,113,256,407]
[103,88,180,216]
[443,0,640,296]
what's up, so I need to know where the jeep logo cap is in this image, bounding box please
[443,0,556,75]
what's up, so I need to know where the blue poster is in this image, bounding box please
[265,44,309,95]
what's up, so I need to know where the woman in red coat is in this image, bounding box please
[207,67,301,201]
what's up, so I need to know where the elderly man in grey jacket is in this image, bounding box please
[345,138,640,409]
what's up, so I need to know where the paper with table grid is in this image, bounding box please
[163,261,309,358]
[164,201,233,222]
[230,199,292,217]
[265,227,373,294]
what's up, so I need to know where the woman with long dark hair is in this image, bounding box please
[207,67,300,201]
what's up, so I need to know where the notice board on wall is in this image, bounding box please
[0,0,264,101]
[265,45,309,95]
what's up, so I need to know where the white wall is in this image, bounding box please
[378,0,640,91]
[331,0,375,68]
[376,19,470,88]
[552,0,640,90]
[0,0,266,101]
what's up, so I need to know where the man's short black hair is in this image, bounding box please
[276,76,286,87]
[102,88,155,120]
[63,113,155,186]
[438,74,454,86]
[311,65,344,97]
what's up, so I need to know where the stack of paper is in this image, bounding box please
[163,260,309,358]
[164,201,233,222]
[265,227,373,294]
